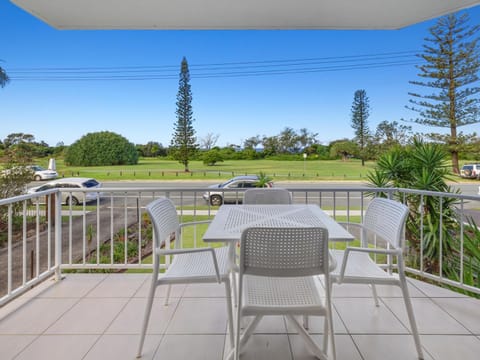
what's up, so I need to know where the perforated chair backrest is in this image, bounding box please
[146,198,180,248]
[240,227,329,277]
[243,188,292,205]
[363,198,409,249]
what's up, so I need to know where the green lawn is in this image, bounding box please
[37,157,376,181]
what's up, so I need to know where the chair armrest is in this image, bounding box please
[338,246,401,283]
[156,246,221,283]
[344,246,401,256]
[328,251,337,272]
[179,219,212,228]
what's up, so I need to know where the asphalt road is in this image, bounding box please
[99,180,480,196]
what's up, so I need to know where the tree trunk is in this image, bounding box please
[451,151,459,174]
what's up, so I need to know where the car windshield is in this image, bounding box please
[31,166,44,171]
[463,166,473,170]
[219,179,236,187]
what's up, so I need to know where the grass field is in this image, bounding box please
[35,157,377,181]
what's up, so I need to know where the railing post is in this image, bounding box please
[54,191,63,281]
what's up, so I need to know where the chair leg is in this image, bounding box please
[326,303,336,360]
[370,284,380,307]
[164,284,172,306]
[137,271,158,358]
[303,315,309,329]
[231,272,238,308]
[224,280,235,348]
[399,280,424,359]
[233,314,263,360]
[325,278,336,360]
[287,315,328,360]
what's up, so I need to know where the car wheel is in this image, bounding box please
[210,195,223,206]
[464,169,472,177]
[66,196,79,206]
[34,175,42,181]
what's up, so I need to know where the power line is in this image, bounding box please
[9,50,420,81]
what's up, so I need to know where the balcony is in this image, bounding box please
[1,185,480,359]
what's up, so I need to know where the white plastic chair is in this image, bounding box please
[233,227,336,360]
[330,197,424,359]
[243,188,292,204]
[136,198,234,358]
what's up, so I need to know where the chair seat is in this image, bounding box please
[160,246,230,284]
[241,275,326,316]
[330,249,399,284]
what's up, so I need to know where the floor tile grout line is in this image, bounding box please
[429,297,478,336]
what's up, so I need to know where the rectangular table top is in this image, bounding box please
[203,204,355,243]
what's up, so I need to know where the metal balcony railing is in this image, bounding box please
[1,186,479,306]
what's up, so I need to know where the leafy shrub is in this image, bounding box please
[65,131,138,166]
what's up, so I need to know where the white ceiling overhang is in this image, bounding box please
[9,0,480,30]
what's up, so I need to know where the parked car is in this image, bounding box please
[460,164,480,179]
[28,177,102,205]
[1,165,58,181]
[28,165,58,181]
[202,175,273,206]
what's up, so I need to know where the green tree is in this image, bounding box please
[278,127,300,153]
[137,141,166,157]
[262,136,280,157]
[171,57,197,172]
[65,131,138,166]
[372,120,413,156]
[351,89,370,166]
[0,136,34,236]
[0,63,9,88]
[298,128,318,151]
[243,135,262,150]
[407,12,480,174]
[329,139,358,161]
[202,148,224,166]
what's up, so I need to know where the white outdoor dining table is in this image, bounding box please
[203,204,355,244]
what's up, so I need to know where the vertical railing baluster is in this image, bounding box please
[439,195,443,279]
[36,202,40,277]
[460,199,464,285]
[96,194,101,264]
[110,193,114,265]
[47,194,51,270]
[22,201,27,285]
[420,194,424,274]
[333,191,336,220]
[55,192,62,280]
[82,196,86,265]
[124,193,128,265]
[68,192,73,265]
[138,191,142,264]
[8,204,13,294]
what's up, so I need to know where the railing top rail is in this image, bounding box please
[0,188,59,206]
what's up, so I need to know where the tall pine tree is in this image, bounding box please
[407,12,480,174]
[0,64,10,88]
[171,57,197,172]
[351,89,370,166]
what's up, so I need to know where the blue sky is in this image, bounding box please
[1,2,480,148]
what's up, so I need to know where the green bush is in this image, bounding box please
[65,131,138,166]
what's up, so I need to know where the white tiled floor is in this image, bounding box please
[1,274,480,360]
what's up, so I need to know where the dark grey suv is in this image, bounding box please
[202,175,273,206]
